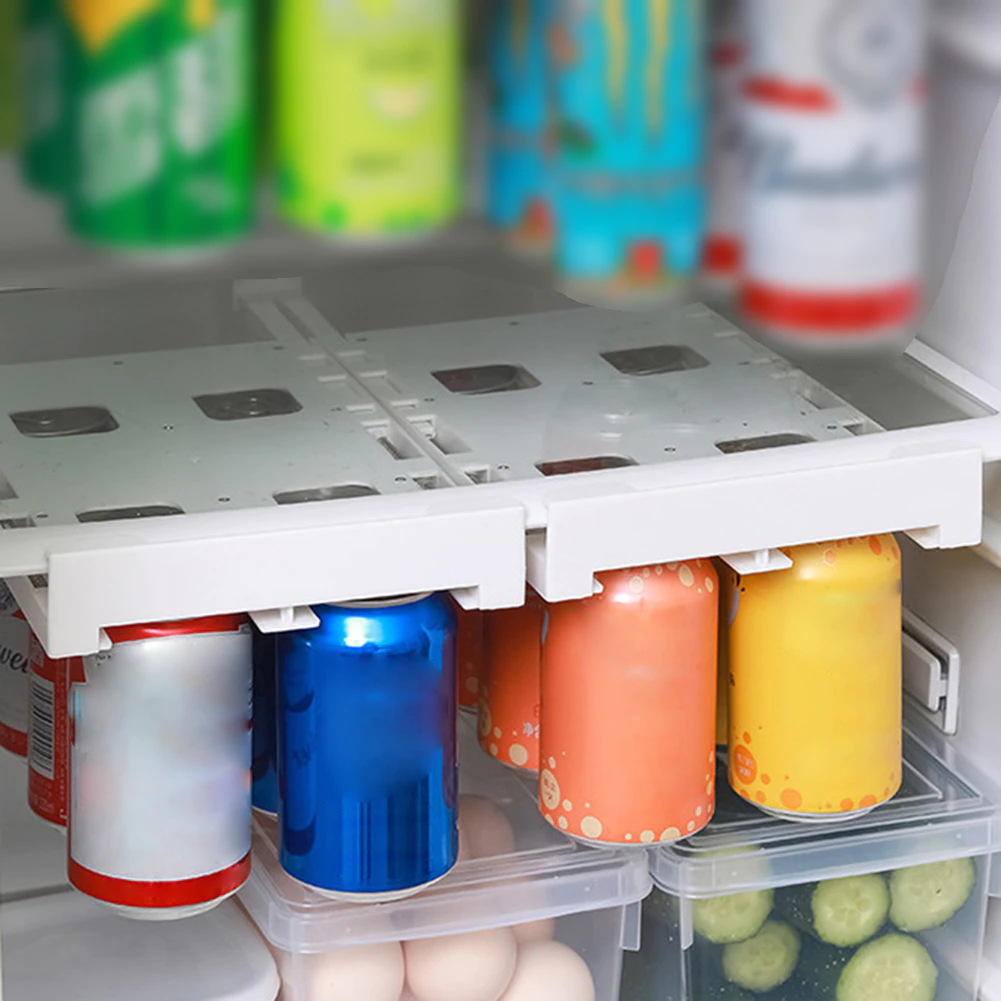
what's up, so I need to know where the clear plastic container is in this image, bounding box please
[623,707,999,1001]
[239,721,651,1001]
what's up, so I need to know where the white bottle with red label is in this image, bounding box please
[740,0,926,349]
[27,633,84,831]
[69,616,252,920]
[0,583,31,760]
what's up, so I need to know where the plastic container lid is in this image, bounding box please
[0,893,279,1001]
[650,706,1001,898]
[239,719,651,953]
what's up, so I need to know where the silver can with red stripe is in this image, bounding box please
[740,0,926,348]
[28,633,84,829]
[69,615,252,921]
[0,583,30,759]
[702,0,745,293]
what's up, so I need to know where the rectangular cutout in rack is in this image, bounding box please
[844,419,881,436]
[409,417,471,456]
[413,474,442,491]
[365,422,422,461]
[536,456,638,477]
[432,364,541,395]
[0,517,33,529]
[76,505,184,524]
[10,407,118,438]
[193,389,302,421]
[273,485,380,505]
[600,344,709,376]
[715,433,815,454]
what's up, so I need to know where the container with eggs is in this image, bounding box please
[239,721,650,1001]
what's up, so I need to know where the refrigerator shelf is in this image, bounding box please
[0,275,998,657]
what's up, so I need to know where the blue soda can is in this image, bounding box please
[550,0,707,301]
[486,0,554,253]
[251,625,278,817]
[278,593,458,901]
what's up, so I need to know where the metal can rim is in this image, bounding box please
[105,614,249,645]
[331,592,434,609]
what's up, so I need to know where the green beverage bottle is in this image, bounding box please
[19,0,63,191]
[62,0,254,251]
[0,0,19,152]
[274,0,461,238]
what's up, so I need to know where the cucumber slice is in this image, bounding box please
[812,875,890,947]
[836,934,937,1001]
[723,920,801,993]
[693,889,775,944]
[889,858,977,933]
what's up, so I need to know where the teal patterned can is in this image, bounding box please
[550,0,708,302]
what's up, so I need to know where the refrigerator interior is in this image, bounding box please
[7,1,1001,1000]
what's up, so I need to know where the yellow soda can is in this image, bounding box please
[726,535,902,823]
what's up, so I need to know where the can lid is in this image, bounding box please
[333,592,433,609]
[105,614,248,644]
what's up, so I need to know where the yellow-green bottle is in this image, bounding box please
[274,0,461,238]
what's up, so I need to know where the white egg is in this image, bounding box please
[457,795,517,861]
[497,941,595,1001]
[286,941,405,1001]
[405,928,518,1001]
[512,918,556,944]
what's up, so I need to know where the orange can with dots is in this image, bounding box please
[454,603,484,713]
[539,561,718,846]
[478,590,545,772]
[714,558,732,746]
[726,534,902,823]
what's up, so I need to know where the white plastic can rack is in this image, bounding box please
[0,273,999,657]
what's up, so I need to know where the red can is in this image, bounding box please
[0,583,30,759]
[69,615,252,919]
[539,561,718,846]
[27,633,84,829]
[478,591,545,772]
[455,603,484,713]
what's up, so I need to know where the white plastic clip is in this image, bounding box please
[717,549,793,576]
[249,607,320,634]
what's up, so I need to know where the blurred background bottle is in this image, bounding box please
[549,0,708,306]
[701,0,743,296]
[273,0,461,241]
[485,0,554,256]
[0,0,19,153]
[61,0,255,252]
[19,0,63,194]
[739,0,926,351]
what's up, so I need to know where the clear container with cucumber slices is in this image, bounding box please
[623,708,1001,1001]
